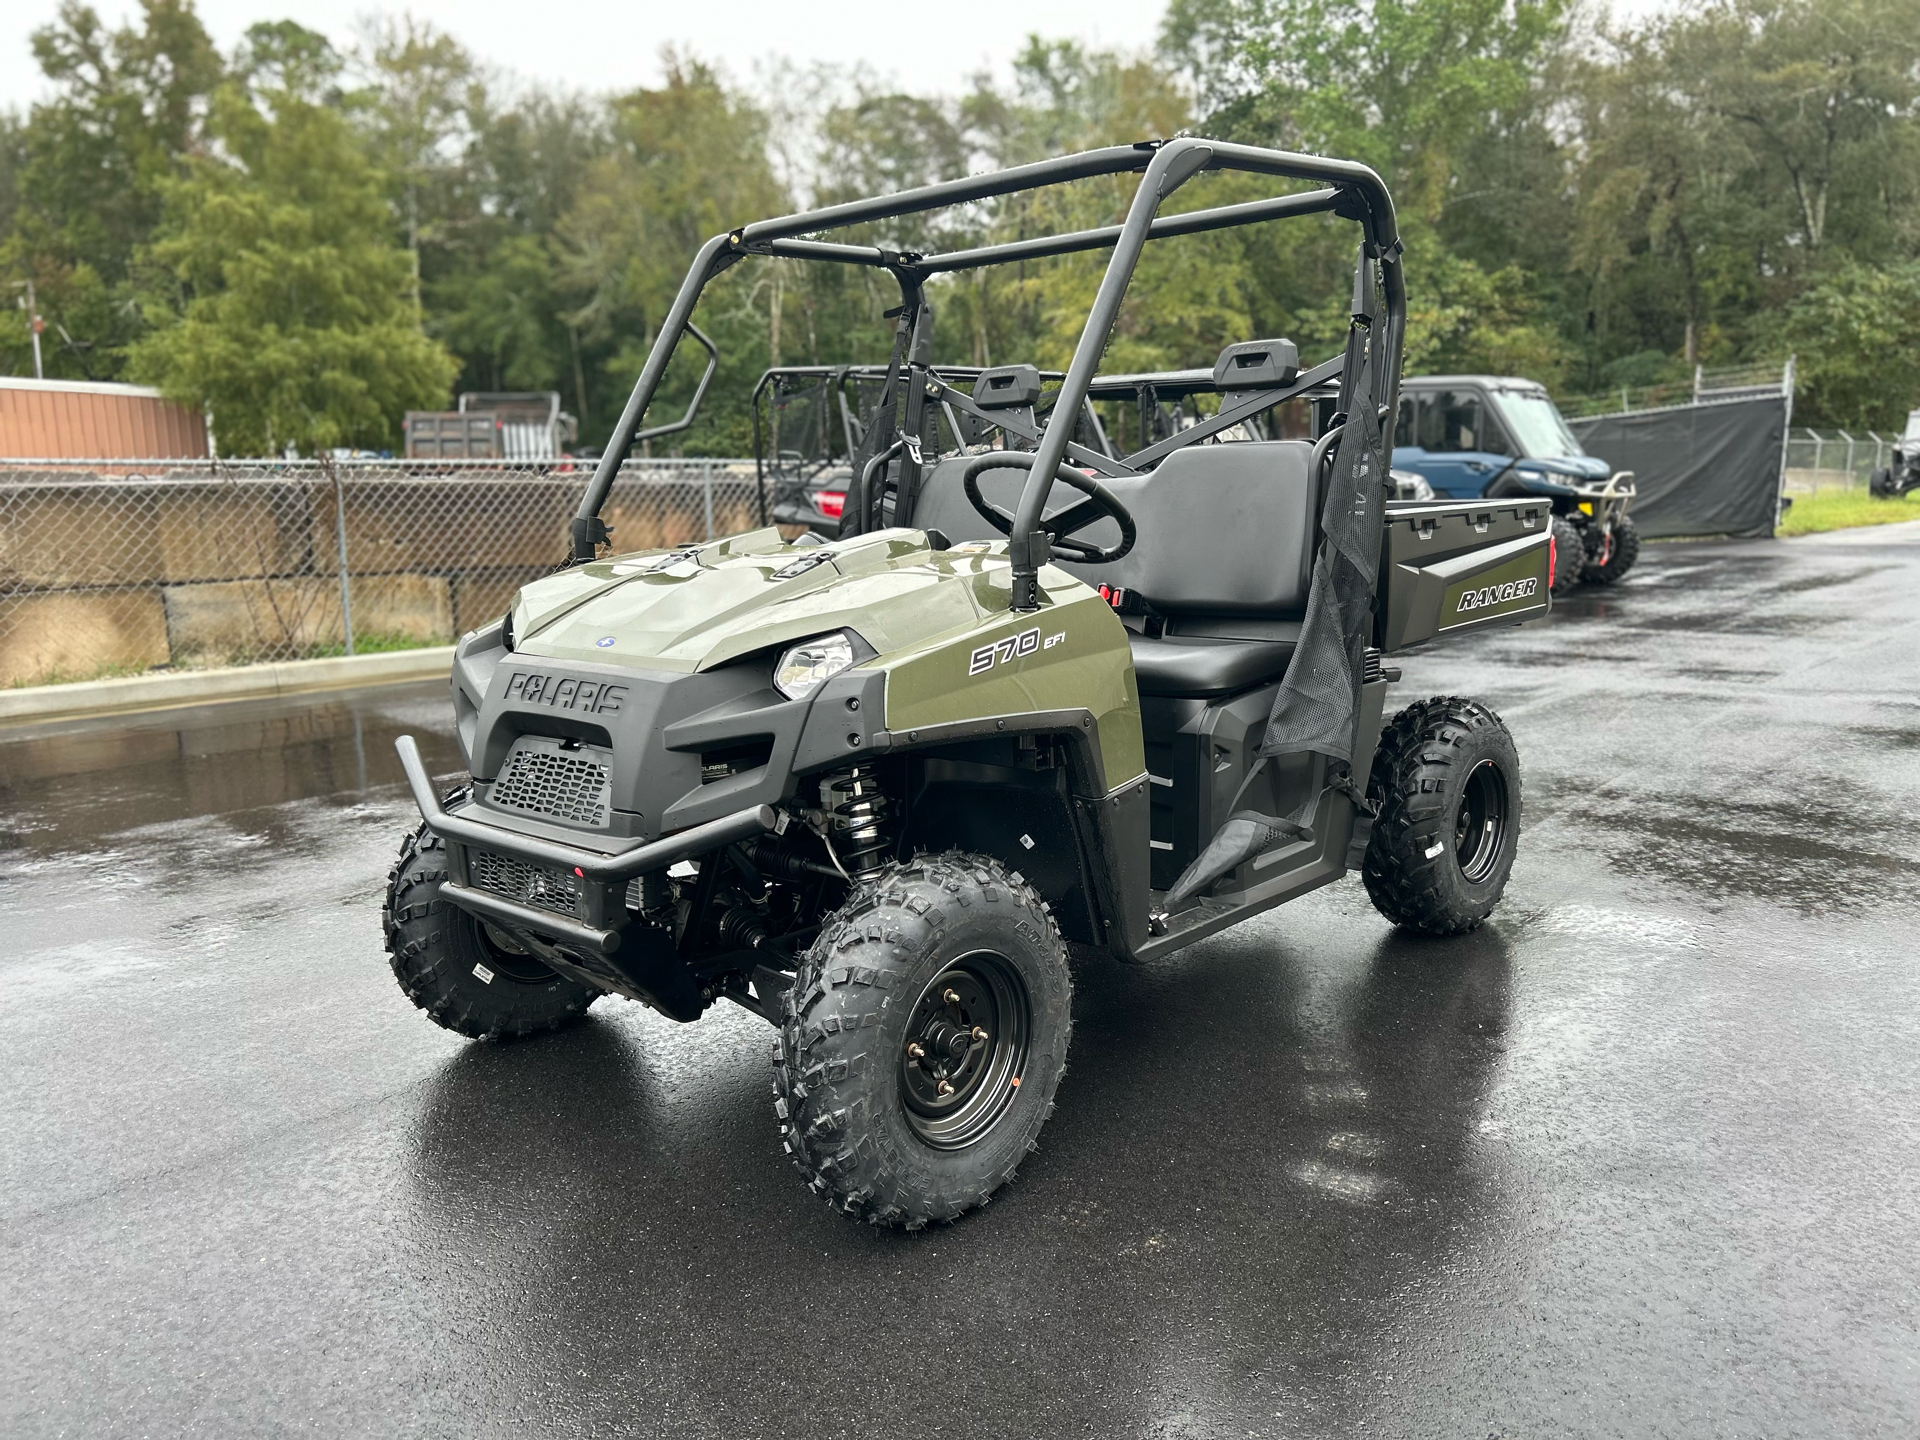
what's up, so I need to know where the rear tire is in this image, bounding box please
[1549,515,1585,595]
[383,823,598,1039]
[1583,513,1641,584]
[773,852,1073,1228]
[1362,697,1521,936]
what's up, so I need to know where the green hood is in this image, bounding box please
[512,528,1026,672]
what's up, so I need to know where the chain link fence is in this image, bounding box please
[0,457,759,689]
[1557,359,1795,420]
[1783,429,1899,493]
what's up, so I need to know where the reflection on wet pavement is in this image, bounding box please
[4,524,1919,1437]
[1,683,464,853]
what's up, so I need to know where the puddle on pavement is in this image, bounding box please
[1767,565,1892,596]
[1571,782,1920,914]
[0,681,464,856]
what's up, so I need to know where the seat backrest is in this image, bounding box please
[908,441,1319,618]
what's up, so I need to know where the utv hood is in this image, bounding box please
[508,527,1019,672]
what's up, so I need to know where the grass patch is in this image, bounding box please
[301,630,451,660]
[1779,488,1920,537]
[7,658,160,688]
[12,632,449,689]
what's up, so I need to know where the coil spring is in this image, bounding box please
[822,763,893,874]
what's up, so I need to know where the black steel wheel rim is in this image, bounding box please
[1453,758,1511,885]
[474,917,565,985]
[899,951,1031,1150]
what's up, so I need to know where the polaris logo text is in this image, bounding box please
[969,628,1065,676]
[503,672,628,714]
[1456,577,1539,613]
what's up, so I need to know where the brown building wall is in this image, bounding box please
[0,380,210,459]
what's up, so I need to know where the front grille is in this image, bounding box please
[469,850,583,918]
[490,739,612,826]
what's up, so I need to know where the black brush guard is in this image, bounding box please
[394,734,777,957]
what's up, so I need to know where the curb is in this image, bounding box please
[0,646,458,726]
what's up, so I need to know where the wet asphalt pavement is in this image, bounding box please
[4,522,1919,1438]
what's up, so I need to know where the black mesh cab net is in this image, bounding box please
[1164,333,1391,908]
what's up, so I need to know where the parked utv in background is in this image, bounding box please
[752,366,875,536]
[387,138,1552,1229]
[1869,409,1920,499]
[754,363,1122,537]
[1393,376,1638,594]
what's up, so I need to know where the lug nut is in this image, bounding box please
[936,1079,954,1096]
[906,1042,925,1059]
[970,1026,989,1043]
[943,988,961,1005]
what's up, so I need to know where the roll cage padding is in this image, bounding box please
[572,137,1404,568]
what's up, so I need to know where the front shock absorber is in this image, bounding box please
[821,763,893,874]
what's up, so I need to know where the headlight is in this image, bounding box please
[774,632,856,700]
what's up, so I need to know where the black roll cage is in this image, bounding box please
[573,136,1405,610]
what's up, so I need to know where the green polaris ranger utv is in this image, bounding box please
[385,138,1553,1228]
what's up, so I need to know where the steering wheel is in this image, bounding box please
[960,453,1137,564]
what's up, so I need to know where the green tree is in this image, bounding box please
[1162,0,1564,218]
[2,0,221,379]
[428,86,609,419]
[356,16,475,311]
[1568,0,1920,385]
[1771,261,1920,428]
[1161,0,1575,380]
[126,75,457,454]
[554,58,788,453]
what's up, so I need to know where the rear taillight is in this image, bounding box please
[1548,533,1557,579]
[816,490,846,520]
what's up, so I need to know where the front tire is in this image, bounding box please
[773,853,1073,1228]
[1549,515,1585,595]
[1362,697,1521,936]
[383,824,599,1039]
[1583,513,1641,584]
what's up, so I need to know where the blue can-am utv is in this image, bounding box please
[1392,376,1639,594]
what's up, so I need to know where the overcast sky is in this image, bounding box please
[4,0,1175,108]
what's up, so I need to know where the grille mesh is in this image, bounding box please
[490,744,610,826]
[469,851,583,917]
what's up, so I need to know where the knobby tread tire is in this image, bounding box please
[772,851,1073,1229]
[382,821,597,1040]
[1583,513,1641,584]
[1549,515,1586,596]
[1361,696,1521,936]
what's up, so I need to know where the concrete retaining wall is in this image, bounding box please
[0,467,761,687]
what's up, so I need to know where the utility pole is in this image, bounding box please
[12,280,44,379]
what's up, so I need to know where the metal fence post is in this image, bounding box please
[1812,431,1824,482]
[1839,430,1855,488]
[702,459,715,541]
[1775,356,1795,526]
[329,459,356,656]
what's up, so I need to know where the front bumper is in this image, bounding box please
[395,734,777,954]
[1576,470,1636,522]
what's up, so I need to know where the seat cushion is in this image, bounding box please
[1065,443,1317,616]
[1129,634,1296,698]
[909,441,1319,620]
